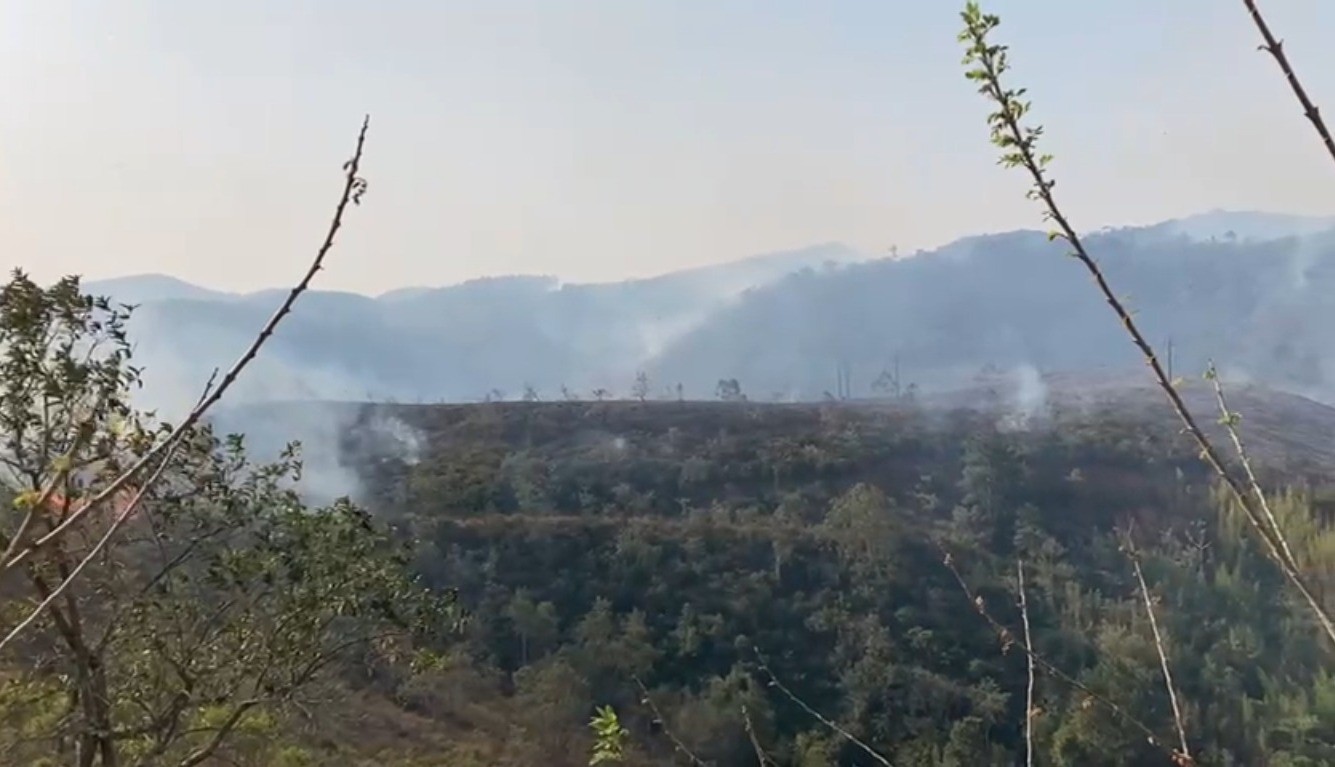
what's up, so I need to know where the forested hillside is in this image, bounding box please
[10,342,1335,765]
[236,394,1334,765]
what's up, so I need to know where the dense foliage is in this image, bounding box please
[0,272,461,766]
[329,398,1335,765]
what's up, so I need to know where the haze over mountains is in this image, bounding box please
[89,209,1335,419]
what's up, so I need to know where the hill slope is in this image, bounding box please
[207,377,1335,507]
[266,386,1335,766]
[88,211,1335,410]
[649,223,1335,401]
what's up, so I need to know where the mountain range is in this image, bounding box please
[86,209,1335,417]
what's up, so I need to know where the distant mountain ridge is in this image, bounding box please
[88,241,864,306]
[1153,209,1335,242]
[90,242,867,414]
[84,274,236,305]
[83,210,1335,418]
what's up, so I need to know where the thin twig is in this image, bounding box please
[3,116,370,581]
[740,704,773,767]
[1122,530,1194,766]
[1,464,72,566]
[939,548,1171,755]
[957,6,1335,648]
[0,438,182,654]
[751,649,893,767]
[1241,0,1335,165]
[0,394,108,564]
[1207,362,1299,569]
[632,676,707,767]
[1016,560,1036,767]
[176,698,262,767]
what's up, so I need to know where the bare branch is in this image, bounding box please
[1241,0,1335,165]
[1207,362,1300,569]
[939,547,1170,755]
[631,676,707,767]
[751,649,893,767]
[740,704,773,767]
[1122,531,1194,766]
[1016,560,1036,767]
[173,699,261,767]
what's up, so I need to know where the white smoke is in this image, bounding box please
[1001,364,1049,430]
[124,321,425,507]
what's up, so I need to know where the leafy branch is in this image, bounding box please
[589,705,629,765]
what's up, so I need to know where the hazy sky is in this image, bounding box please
[5,1,1335,294]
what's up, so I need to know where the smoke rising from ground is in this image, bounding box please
[87,212,1335,496]
[126,327,426,507]
[1001,364,1050,430]
[208,402,425,507]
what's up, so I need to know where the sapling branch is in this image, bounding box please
[939,546,1171,756]
[752,648,894,767]
[1122,530,1194,766]
[1206,361,1300,570]
[957,2,1335,648]
[631,676,707,767]
[1016,559,1036,767]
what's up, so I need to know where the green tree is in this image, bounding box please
[0,272,461,765]
[506,589,560,665]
